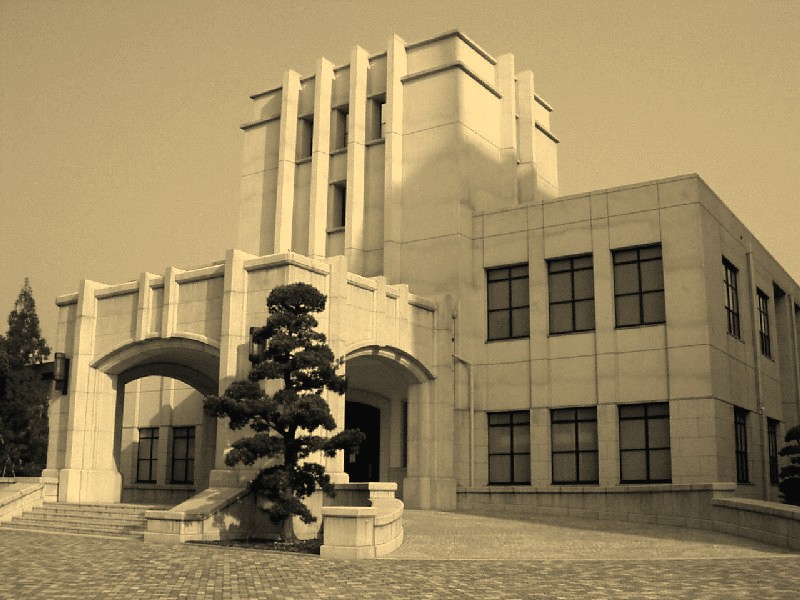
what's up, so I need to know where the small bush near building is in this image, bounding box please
[778,425,800,506]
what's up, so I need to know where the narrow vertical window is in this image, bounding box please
[768,418,779,485]
[548,255,595,334]
[296,115,314,160]
[331,107,349,151]
[329,182,346,229]
[619,403,671,483]
[367,95,386,141]
[757,289,771,357]
[488,411,530,484]
[487,265,530,340]
[136,427,158,484]
[723,258,741,338]
[613,245,665,327]
[734,408,749,484]
[171,426,195,484]
[551,407,598,484]
[402,400,408,469]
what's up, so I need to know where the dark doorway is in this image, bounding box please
[344,401,380,482]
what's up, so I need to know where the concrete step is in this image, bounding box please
[0,502,163,539]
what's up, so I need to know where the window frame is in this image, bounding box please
[488,410,531,485]
[136,427,159,484]
[723,258,741,339]
[734,407,749,484]
[767,418,779,485]
[547,254,595,335]
[486,264,530,341]
[757,288,771,358]
[550,407,599,484]
[612,244,666,328]
[618,402,671,484]
[170,426,196,485]
[329,182,346,230]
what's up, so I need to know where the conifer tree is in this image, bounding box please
[204,282,363,531]
[778,425,800,506]
[0,279,51,476]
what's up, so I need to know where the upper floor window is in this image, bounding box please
[757,288,771,357]
[367,95,386,141]
[487,265,529,341]
[488,411,530,484]
[331,106,349,151]
[296,115,314,160]
[548,255,595,334]
[619,402,671,483]
[551,407,598,484]
[734,407,749,484]
[613,245,665,327]
[136,427,158,484]
[329,182,346,230]
[723,258,741,338]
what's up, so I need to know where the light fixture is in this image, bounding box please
[248,327,264,364]
[53,352,70,394]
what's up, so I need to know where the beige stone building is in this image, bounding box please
[45,31,800,519]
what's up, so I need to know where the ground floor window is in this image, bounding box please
[768,418,779,485]
[171,426,195,484]
[551,407,598,484]
[136,427,158,483]
[488,411,530,484]
[619,402,671,483]
[734,407,749,484]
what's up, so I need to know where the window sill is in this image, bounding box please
[326,227,345,234]
[615,322,665,330]
[296,156,312,164]
[486,336,529,344]
[548,329,595,338]
[330,147,346,156]
[366,138,385,147]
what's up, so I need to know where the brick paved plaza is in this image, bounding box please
[0,510,797,599]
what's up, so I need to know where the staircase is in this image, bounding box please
[0,503,164,539]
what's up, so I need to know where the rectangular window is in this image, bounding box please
[757,289,771,357]
[488,411,530,484]
[613,245,665,327]
[487,265,530,341]
[171,426,195,484]
[136,427,158,484]
[329,182,346,229]
[768,418,779,485]
[367,96,386,141]
[296,115,314,160]
[548,255,595,334]
[619,402,671,483]
[331,107,348,151]
[734,408,749,484]
[551,407,598,484]
[723,258,741,338]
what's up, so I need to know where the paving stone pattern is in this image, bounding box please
[0,510,797,599]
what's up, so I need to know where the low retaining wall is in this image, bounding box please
[0,477,57,522]
[320,482,404,559]
[458,484,800,550]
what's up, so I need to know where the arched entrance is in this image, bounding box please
[51,338,220,504]
[344,346,434,499]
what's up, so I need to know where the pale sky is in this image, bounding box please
[1,0,799,347]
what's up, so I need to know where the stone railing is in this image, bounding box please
[0,476,57,522]
[320,482,404,559]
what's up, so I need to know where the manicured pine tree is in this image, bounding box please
[0,279,51,476]
[778,425,800,506]
[204,282,363,533]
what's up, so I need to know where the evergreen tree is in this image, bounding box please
[0,279,51,476]
[204,282,363,532]
[778,425,800,506]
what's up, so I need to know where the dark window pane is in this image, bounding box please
[487,268,509,282]
[552,422,576,452]
[489,455,511,483]
[648,419,670,448]
[548,258,572,273]
[510,265,528,278]
[614,249,638,264]
[579,451,599,482]
[552,453,576,483]
[577,421,598,451]
[615,295,640,327]
[647,403,669,417]
[549,303,573,334]
[487,281,509,310]
[642,291,665,323]
[513,424,530,453]
[574,300,595,331]
[640,260,664,291]
[489,412,511,425]
[573,255,593,269]
[621,450,647,481]
[489,427,511,453]
[576,407,596,421]
[619,404,645,418]
[649,449,671,480]
[549,272,572,303]
[511,308,529,337]
[573,269,594,300]
[619,420,645,449]
[512,411,530,425]
[488,311,509,340]
[614,263,640,295]
[639,246,662,260]
[513,454,530,483]
[510,278,529,307]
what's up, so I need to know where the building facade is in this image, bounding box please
[45,32,800,516]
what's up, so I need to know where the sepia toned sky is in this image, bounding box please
[1,0,799,347]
